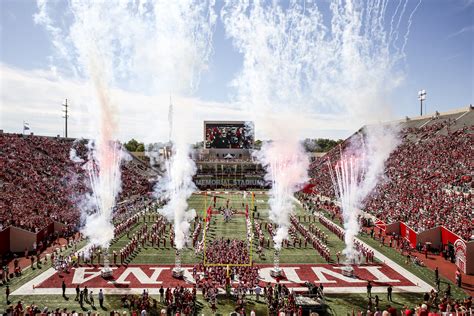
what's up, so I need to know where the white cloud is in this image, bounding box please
[447,25,474,39]
[462,0,474,8]
[0,63,357,142]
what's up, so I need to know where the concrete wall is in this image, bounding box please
[0,223,61,255]
[366,221,474,274]
[466,242,474,275]
[36,223,54,244]
[417,227,442,249]
[9,227,36,253]
[0,228,10,256]
[385,222,400,235]
[54,221,67,234]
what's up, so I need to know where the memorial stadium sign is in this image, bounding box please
[194,178,268,187]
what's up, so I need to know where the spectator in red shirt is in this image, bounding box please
[386,305,397,316]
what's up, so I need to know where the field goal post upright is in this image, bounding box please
[204,191,207,222]
[248,191,256,264]
[248,199,254,264]
[251,192,255,213]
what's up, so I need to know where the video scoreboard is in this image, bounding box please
[204,121,254,149]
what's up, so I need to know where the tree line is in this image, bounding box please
[123,138,342,153]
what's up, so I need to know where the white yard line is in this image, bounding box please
[354,237,433,293]
[12,268,58,295]
[12,285,427,296]
[12,212,433,296]
[12,242,91,296]
[317,211,434,293]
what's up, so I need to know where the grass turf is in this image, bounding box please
[107,193,347,266]
[1,294,269,316]
[1,192,467,315]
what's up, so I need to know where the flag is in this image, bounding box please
[375,220,387,231]
[206,206,212,222]
[23,122,30,131]
[301,183,316,194]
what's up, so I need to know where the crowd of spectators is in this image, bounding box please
[1,135,82,232]
[355,290,472,315]
[0,133,153,235]
[264,282,298,315]
[308,121,473,240]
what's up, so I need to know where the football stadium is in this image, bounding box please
[0,1,473,315]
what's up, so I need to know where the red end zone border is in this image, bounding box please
[13,263,429,295]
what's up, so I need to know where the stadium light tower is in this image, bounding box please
[418,90,426,116]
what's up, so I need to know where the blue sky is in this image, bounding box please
[0,0,472,142]
[390,0,473,116]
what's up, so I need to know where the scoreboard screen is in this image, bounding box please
[205,122,254,149]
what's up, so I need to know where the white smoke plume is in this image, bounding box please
[154,138,198,249]
[35,0,130,249]
[145,142,169,171]
[256,140,309,250]
[81,140,124,248]
[168,98,174,143]
[69,147,84,164]
[222,0,419,252]
[146,1,216,251]
[116,0,216,251]
[36,0,216,251]
[221,0,418,124]
[330,124,400,262]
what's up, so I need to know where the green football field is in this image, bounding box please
[0,191,468,315]
[107,192,347,266]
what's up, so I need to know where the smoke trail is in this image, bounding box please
[168,97,174,143]
[401,0,422,54]
[72,50,124,249]
[152,99,199,250]
[155,139,198,249]
[134,0,217,251]
[222,0,418,252]
[330,124,400,262]
[124,1,216,251]
[222,0,421,124]
[389,0,404,47]
[256,140,309,250]
[222,1,317,250]
[392,0,409,52]
[81,139,123,248]
[36,0,216,251]
[35,0,135,249]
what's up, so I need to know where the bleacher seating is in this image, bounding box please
[0,134,153,233]
[308,108,474,241]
